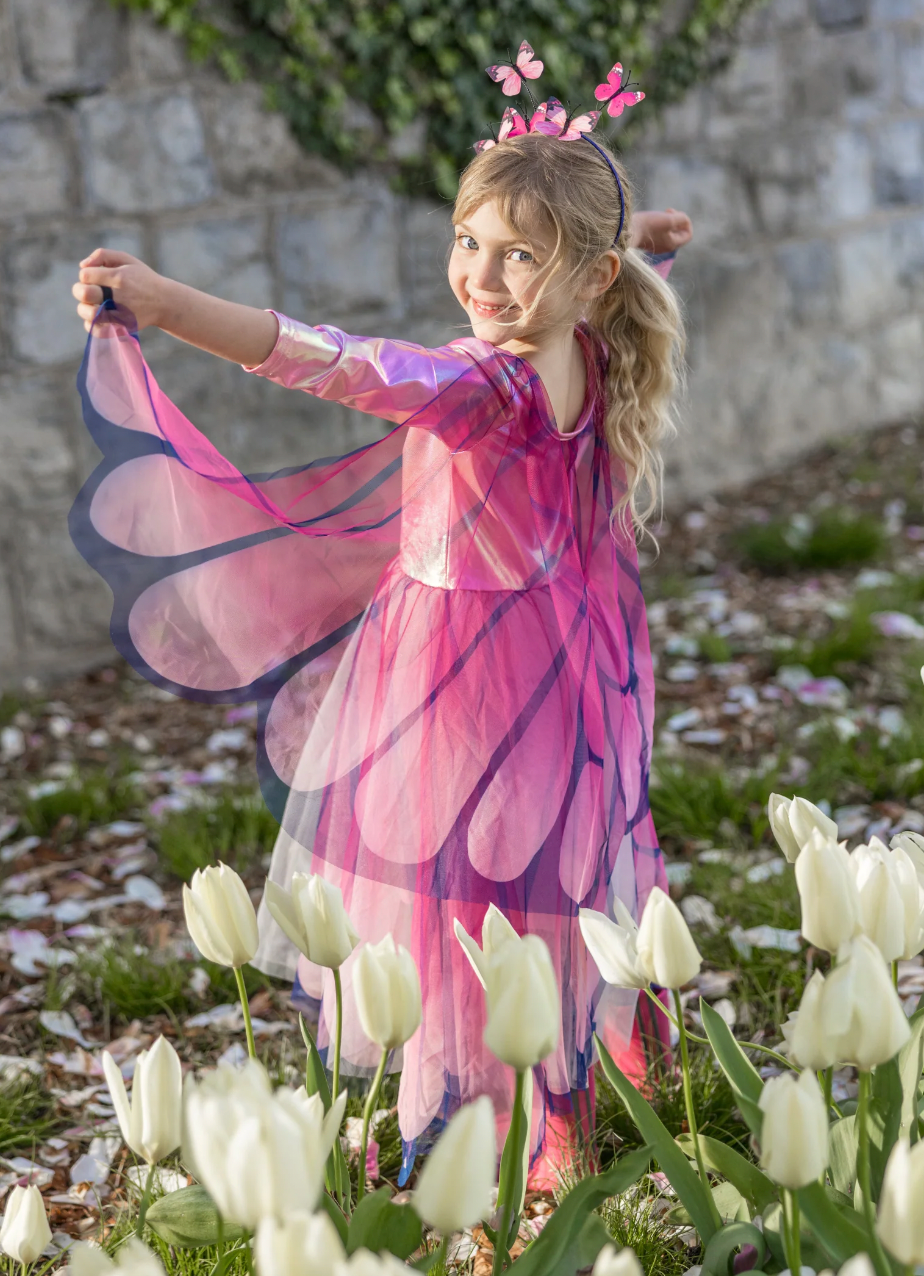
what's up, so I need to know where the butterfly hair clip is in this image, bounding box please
[486,41,544,96]
[594,63,645,117]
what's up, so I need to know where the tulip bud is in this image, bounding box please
[768,795,838,863]
[593,1245,644,1276]
[0,1185,51,1265]
[788,971,839,1071]
[412,1096,495,1234]
[184,1060,341,1228]
[821,935,911,1070]
[71,1239,167,1276]
[183,863,259,968]
[891,830,924,884]
[255,1210,346,1276]
[794,831,860,954]
[103,1035,182,1165]
[635,887,702,990]
[454,904,519,989]
[353,935,421,1052]
[264,874,359,970]
[335,1251,416,1275]
[877,1138,924,1265]
[579,898,649,990]
[836,1257,876,1276]
[758,1069,829,1189]
[483,933,559,1070]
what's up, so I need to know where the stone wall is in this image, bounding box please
[0,0,922,683]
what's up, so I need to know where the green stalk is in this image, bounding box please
[892,960,900,991]
[234,966,257,1060]
[646,987,795,1071]
[136,1161,157,1237]
[331,968,344,1105]
[673,989,723,1233]
[783,1189,801,1276]
[433,1234,449,1271]
[822,1066,834,1117]
[856,1070,894,1276]
[357,1047,388,1206]
[216,1213,226,1276]
[492,1069,526,1276]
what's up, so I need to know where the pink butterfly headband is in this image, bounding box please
[474,41,645,245]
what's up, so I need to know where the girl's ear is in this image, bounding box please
[580,251,621,301]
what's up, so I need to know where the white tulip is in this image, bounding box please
[635,887,702,990]
[183,863,259,968]
[71,1239,167,1276]
[593,1245,644,1276]
[184,1060,345,1228]
[453,904,520,988]
[794,831,860,953]
[758,1069,829,1189]
[788,971,840,1070]
[835,1257,876,1276]
[334,1251,413,1275]
[412,1096,495,1234]
[891,830,924,884]
[579,898,649,990]
[103,1035,182,1165]
[821,935,911,1070]
[483,933,559,1070]
[353,935,421,1052]
[768,794,838,863]
[264,874,359,969]
[851,839,906,962]
[255,1210,346,1276]
[0,1185,51,1265]
[877,1138,924,1264]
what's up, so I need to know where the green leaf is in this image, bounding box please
[700,1221,767,1276]
[145,1185,244,1249]
[869,1057,903,1203]
[498,1066,532,1245]
[512,1147,653,1276]
[596,1036,718,1243]
[299,1014,332,1110]
[346,1187,423,1260]
[761,1201,828,1273]
[667,1182,743,1227]
[796,1180,875,1267]
[700,999,764,1108]
[319,1191,349,1246]
[898,1008,924,1139]
[543,1214,612,1276]
[829,1114,858,1197]
[677,1134,777,1214]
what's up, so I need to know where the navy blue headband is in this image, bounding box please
[581,134,625,246]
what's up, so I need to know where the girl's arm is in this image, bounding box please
[72,248,279,368]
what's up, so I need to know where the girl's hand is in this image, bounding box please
[628,209,693,255]
[72,248,167,332]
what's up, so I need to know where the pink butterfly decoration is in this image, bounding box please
[561,110,600,140]
[486,40,544,96]
[529,99,599,140]
[474,106,528,152]
[594,63,645,117]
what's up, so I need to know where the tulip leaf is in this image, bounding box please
[676,1134,777,1214]
[319,1191,349,1246]
[346,1186,422,1259]
[541,1214,612,1276]
[700,1220,767,1276]
[510,1145,653,1276]
[666,1181,744,1227]
[869,1057,903,1203]
[299,1013,332,1110]
[700,1000,764,1114]
[829,1115,858,1197]
[145,1185,244,1249]
[898,1008,924,1138]
[761,1201,828,1273]
[796,1180,875,1267]
[498,1066,533,1248]
[596,1037,718,1243]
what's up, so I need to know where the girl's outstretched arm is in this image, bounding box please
[72,248,279,368]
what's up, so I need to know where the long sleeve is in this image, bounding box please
[244,312,515,440]
[642,250,677,281]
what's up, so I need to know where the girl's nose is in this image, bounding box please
[468,253,504,294]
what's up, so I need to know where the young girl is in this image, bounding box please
[71,89,690,1186]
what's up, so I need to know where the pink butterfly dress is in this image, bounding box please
[71,285,674,1181]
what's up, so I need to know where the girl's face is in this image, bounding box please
[449,200,574,347]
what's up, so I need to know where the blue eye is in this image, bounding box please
[510,249,534,263]
[458,234,477,250]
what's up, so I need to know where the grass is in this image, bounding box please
[20,769,142,840]
[155,789,279,882]
[0,1074,62,1156]
[735,509,884,574]
[649,761,780,848]
[75,936,193,1027]
[597,1183,691,1276]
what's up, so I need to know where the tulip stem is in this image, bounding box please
[136,1161,156,1237]
[822,1066,834,1116]
[492,1069,526,1276]
[856,1070,894,1276]
[332,968,343,1105]
[433,1235,449,1271]
[234,966,257,1060]
[783,1189,801,1276]
[357,1047,388,1207]
[892,960,900,991]
[644,988,795,1071]
[673,989,723,1233]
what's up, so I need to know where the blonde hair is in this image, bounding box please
[453,132,685,542]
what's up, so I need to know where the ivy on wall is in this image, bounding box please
[115,0,766,195]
